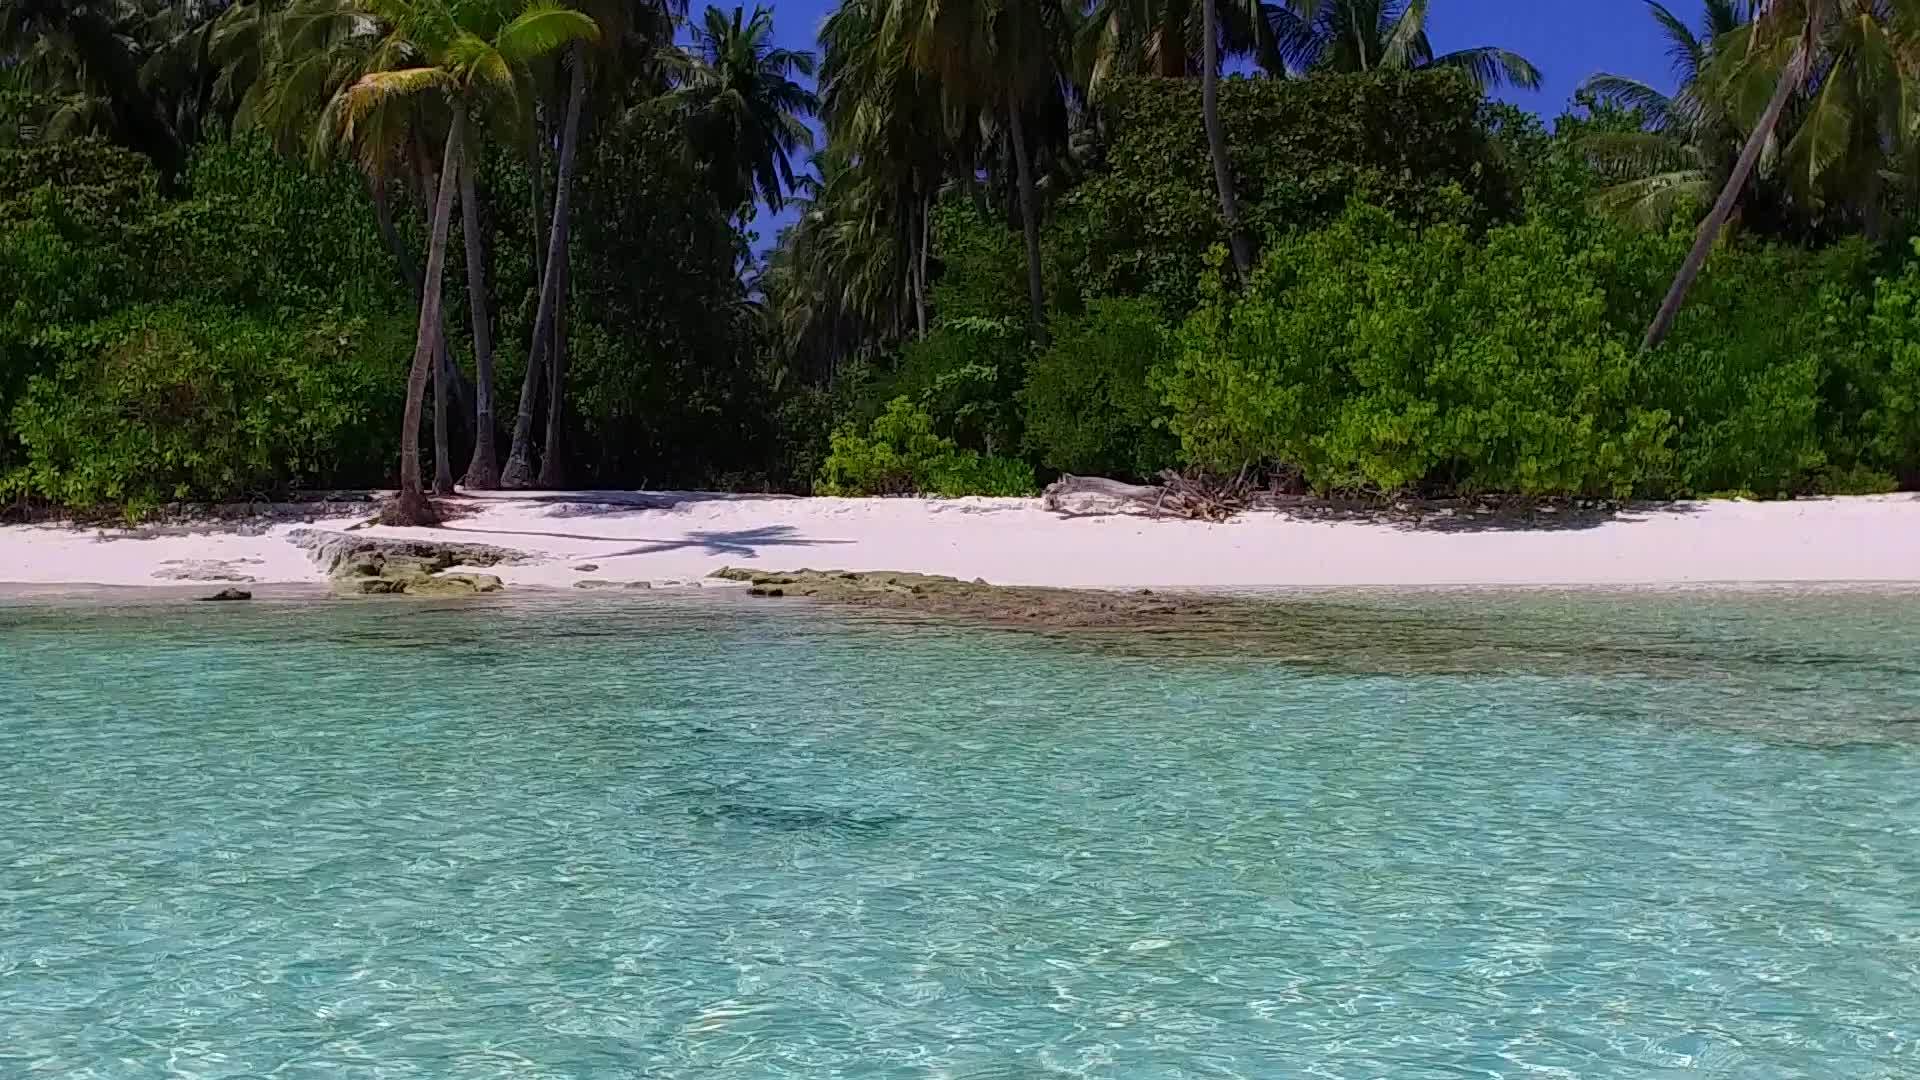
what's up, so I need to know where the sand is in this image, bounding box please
[2,490,1918,592]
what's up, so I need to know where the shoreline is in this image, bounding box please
[2,490,1918,595]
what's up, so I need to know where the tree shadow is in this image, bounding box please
[1042,497,1706,532]
[435,523,850,560]
[455,490,798,518]
[1269,499,1708,534]
[592,525,853,560]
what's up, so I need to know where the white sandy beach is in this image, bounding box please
[3,490,1919,592]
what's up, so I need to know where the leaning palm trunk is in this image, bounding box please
[373,174,474,423]
[1007,105,1048,346]
[537,239,572,488]
[433,350,455,494]
[502,47,587,489]
[459,120,501,489]
[385,122,464,526]
[1642,9,1815,351]
[1203,0,1253,276]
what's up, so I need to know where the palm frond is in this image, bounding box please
[1428,46,1542,91]
[1380,0,1430,71]
[493,2,600,64]
[1580,72,1678,128]
[1782,58,1855,203]
[1579,129,1700,176]
[1264,4,1322,74]
[1644,0,1707,81]
[340,64,451,138]
[1591,169,1713,227]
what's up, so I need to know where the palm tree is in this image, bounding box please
[888,0,1077,345]
[1757,0,1912,235]
[1269,0,1542,92]
[338,0,599,523]
[499,0,677,489]
[226,0,488,465]
[818,0,953,341]
[1642,0,1825,351]
[1073,0,1279,274]
[0,0,194,180]
[1578,0,1749,227]
[1077,0,1281,87]
[764,147,916,372]
[1202,0,1252,274]
[673,5,818,220]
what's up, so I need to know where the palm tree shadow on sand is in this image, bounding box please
[434,522,851,560]
[591,525,852,560]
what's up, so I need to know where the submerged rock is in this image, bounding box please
[289,528,523,597]
[196,588,253,602]
[289,528,526,574]
[708,568,1212,630]
[401,573,504,597]
[572,579,652,591]
[153,559,257,583]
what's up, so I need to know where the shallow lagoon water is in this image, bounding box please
[2,588,1918,1078]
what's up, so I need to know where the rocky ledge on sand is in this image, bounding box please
[708,568,1237,630]
[288,528,525,597]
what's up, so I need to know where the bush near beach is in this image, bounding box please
[3,3,1918,516]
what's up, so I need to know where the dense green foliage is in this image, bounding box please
[3,1,1918,513]
[7,304,406,514]
[1053,72,1514,312]
[1159,206,1914,499]
[0,136,412,511]
[0,122,769,511]
[1021,297,1178,478]
[816,396,1035,496]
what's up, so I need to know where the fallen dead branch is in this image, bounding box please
[1043,471,1632,529]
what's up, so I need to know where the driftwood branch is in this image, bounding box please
[1042,470,1251,522]
[1043,472,1635,532]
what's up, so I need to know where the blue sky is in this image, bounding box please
[743,0,1688,252]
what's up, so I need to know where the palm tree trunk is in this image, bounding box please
[503,49,586,489]
[1007,104,1048,347]
[537,238,571,488]
[433,338,455,494]
[459,115,501,489]
[909,193,928,339]
[919,188,933,327]
[1642,23,1812,351]
[531,108,550,295]
[421,148,459,497]
[385,123,464,526]
[373,173,474,422]
[1203,0,1254,277]
[1156,6,1184,77]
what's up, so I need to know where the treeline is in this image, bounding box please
[3,0,1919,518]
[777,0,1920,499]
[2,0,799,521]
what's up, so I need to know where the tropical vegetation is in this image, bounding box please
[3,0,1919,519]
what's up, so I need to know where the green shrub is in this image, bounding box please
[929,202,1032,324]
[1817,242,1920,489]
[1164,206,1676,497]
[1022,297,1178,479]
[4,303,409,515]
[1646,242,1877,496]
[816,397,1035,497]
[0,138,155,229]
[1161,202,1920,499]
[925,450,1038,498]
[886,315,1028,456]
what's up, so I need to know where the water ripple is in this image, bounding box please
[1,591,1918,1077]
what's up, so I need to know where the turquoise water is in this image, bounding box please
[3,589,1919,1078]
